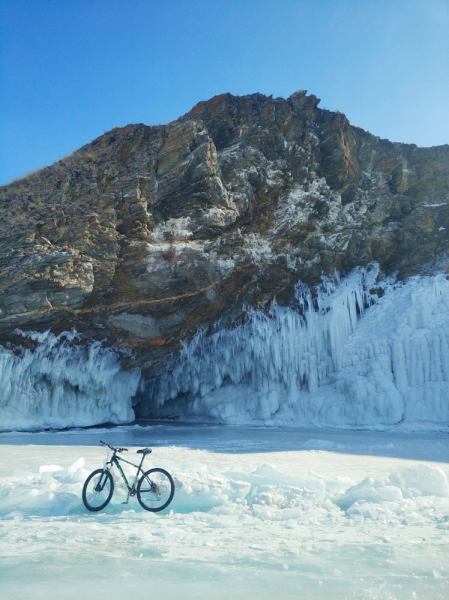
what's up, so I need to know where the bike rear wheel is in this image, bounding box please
[137,468,175,512]
[82,469,114,512]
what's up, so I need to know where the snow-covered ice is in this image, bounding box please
[1,425,448,599]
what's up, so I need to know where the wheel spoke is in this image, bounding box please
[137,468,174,512]
[82,469,114,511]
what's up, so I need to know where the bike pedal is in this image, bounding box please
[121,501,129,505]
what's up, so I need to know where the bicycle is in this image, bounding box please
[82,440,175,513]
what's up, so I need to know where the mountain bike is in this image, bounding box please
[82,440,175,513]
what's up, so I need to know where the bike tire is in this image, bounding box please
[137,468,175,512]
[82,468,114,512]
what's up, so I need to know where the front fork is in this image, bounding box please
[96,465,111,492]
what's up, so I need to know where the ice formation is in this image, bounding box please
[1,267,448,432]
[145,268,449,430]
[1,454,448,520]
[0,331,140,431]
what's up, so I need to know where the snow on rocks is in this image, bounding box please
[273,176,341,235]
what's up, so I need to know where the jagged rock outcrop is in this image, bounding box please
[1,91,448,379]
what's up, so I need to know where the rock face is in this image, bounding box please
[1,91,448,384]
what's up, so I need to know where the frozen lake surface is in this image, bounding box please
[1,424,448,599]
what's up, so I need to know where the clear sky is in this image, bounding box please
[1,0,448,185]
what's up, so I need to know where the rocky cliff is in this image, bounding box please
[1,90,448,388]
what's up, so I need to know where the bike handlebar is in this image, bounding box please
[100,440,128,452]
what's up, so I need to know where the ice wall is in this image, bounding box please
[144,269,449,430]
[0,331,140,431]
[1,269,447,432]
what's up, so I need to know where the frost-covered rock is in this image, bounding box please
[0,90,447,430]
[1,91,447,381]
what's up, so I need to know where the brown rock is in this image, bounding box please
[1,91,448,379]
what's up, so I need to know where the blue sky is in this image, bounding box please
[1,0,448,184]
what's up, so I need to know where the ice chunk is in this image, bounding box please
[339,476,403,508]
[396,464,449,497]
[180,461,208,472]
[339,463,449,510]
[39,465,63,474]
[68,457,85,475]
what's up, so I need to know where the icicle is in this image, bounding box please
[143,268,448,430]
[1,266,447,431]
[0,331,140,431]
[144,266,379,407]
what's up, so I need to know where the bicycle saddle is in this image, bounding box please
[137,448,152,455]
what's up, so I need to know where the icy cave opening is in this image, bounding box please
[1,266,448,432]
[138,267,449,430]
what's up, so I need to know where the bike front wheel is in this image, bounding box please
[82,469,114,512]
[137,468,175,512]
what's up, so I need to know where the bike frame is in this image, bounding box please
[106,451,149,504]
